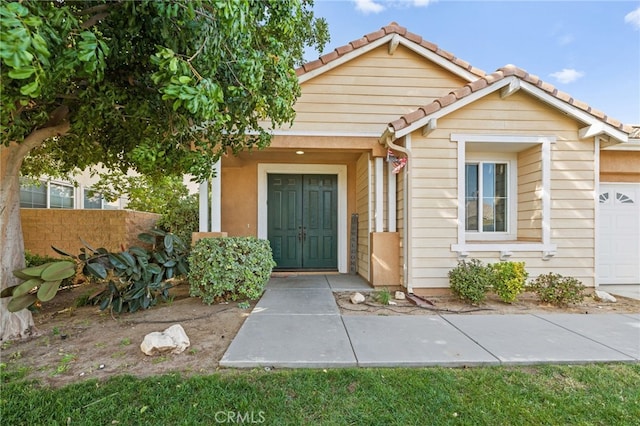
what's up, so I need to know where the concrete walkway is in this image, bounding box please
[220,275,640,368]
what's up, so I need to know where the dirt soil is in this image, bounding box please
[2,283,638,388]
[336,291,640,316]
[1,282,255,388]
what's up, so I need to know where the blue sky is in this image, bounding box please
[307,1,640,125]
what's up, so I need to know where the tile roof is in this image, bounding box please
[296,22,633,138]
[296,22,486,78]
[388,65,634,135]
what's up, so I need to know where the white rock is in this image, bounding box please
[394,291,406,300]
[595,290,617,303]
[388,300,398,305]
[350,292,365,304]
[140,324,190,356]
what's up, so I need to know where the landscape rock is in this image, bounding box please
[140,324,190,356]
[350,292,365,304]
[388,300,398,305]
[394,291,406,300]
[595,290,617,303]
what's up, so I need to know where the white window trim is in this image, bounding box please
[464,153,517,241]
[450,134,557,259]
[257,163,348,273]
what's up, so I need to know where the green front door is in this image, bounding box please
[268,174,338,270]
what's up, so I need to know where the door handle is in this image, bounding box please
[298,226,306,242]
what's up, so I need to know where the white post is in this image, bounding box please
[388,162,397,232]
[198,180,209,232]
[375,156,384,233]
[210,159,222,232]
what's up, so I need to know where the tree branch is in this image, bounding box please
[81,12,109,29]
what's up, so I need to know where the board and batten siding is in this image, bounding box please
[291,45,468,134]
[408,90,597,288]
[356,153,371,281]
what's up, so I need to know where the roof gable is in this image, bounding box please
[386,65,632,143]
[297,22,486,84]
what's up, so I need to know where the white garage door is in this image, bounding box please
[598,183,640,284]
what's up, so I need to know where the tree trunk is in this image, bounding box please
[0,121,70,341]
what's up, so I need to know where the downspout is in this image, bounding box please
[379,127,413,293]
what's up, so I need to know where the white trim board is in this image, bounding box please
[257,163,348,273]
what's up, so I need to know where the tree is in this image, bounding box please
[0,0,328,340]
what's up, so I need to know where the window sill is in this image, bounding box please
[451,242,557,261]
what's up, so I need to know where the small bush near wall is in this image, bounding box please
[188,237,275,304]
[448,259,491,304]
[529,273,585,307]
[489,261,528,303]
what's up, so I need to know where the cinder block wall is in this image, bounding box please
[21,209,160,257]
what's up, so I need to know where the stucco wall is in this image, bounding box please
[21,209,160,257]
[600,151,640,182]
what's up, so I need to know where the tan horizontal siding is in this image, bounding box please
[408,90,596,289]
[290,44,467,134]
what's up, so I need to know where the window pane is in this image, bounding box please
[465,164,479,231]
[50,183,74,208]
[84,189,103,209]
[20,181,47,208]
[481,163,507,232]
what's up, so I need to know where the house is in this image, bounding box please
[197,23,640,295]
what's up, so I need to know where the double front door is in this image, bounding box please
[267,174,338,270]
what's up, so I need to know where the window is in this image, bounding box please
[465,162,508,233]
[50,183,74,208]
[19,180,74,208]
[451,133,557,259]
[84,189,103,209]
[19,181,47,208]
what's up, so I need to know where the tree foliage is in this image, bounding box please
[0,0,328,339]
[1,0,329,180]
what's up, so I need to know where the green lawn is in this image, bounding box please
[2,364,639,425]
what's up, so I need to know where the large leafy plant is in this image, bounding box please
[2,229,189,314]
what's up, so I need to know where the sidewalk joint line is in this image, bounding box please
[439,314,502,364]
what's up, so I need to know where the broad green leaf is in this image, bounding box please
[0,285,18,298]
[37,280,62,302]
[20,80,39,97]
[129,246,148,258]
[8,67,35,79]
[12,270,32,280]
[8,294,38,313]
[147,263,162,275]
[120,252,136,267]
[41,261,75,281]
[138,233,156,244]
[108,253,128,269]
[13,278,43,297]
[20,263,52,278]
[86,262,107,280]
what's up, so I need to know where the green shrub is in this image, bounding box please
[489,261,528,303]
[157,194,199,249]
[188,237,275,304]
[448,259,491,304]
[529,273,585,307]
